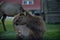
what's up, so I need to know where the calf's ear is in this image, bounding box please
[19,4,25,12]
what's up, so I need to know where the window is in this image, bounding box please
[22,0,34,5]
[29,1,33,4]
[23,1,28,5]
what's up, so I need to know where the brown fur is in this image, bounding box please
[13,7,45,40]
[13,11,45,38]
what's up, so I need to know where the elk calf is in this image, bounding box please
[13,11,45,40]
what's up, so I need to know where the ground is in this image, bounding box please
[0,19,60,40]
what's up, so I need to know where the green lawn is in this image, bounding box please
[0,19,60,40]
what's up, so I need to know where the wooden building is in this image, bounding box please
[43,0,60,23]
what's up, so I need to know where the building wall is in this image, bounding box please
[4,0,21,4]
[45,0,60,23]
[22,0,41,10]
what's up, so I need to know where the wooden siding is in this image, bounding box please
[45,0,60,23]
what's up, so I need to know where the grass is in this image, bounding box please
[0,19,60,40]
[44,24,60,40]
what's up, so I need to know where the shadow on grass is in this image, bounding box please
[0,31,60,40]
[0,31,16,40]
